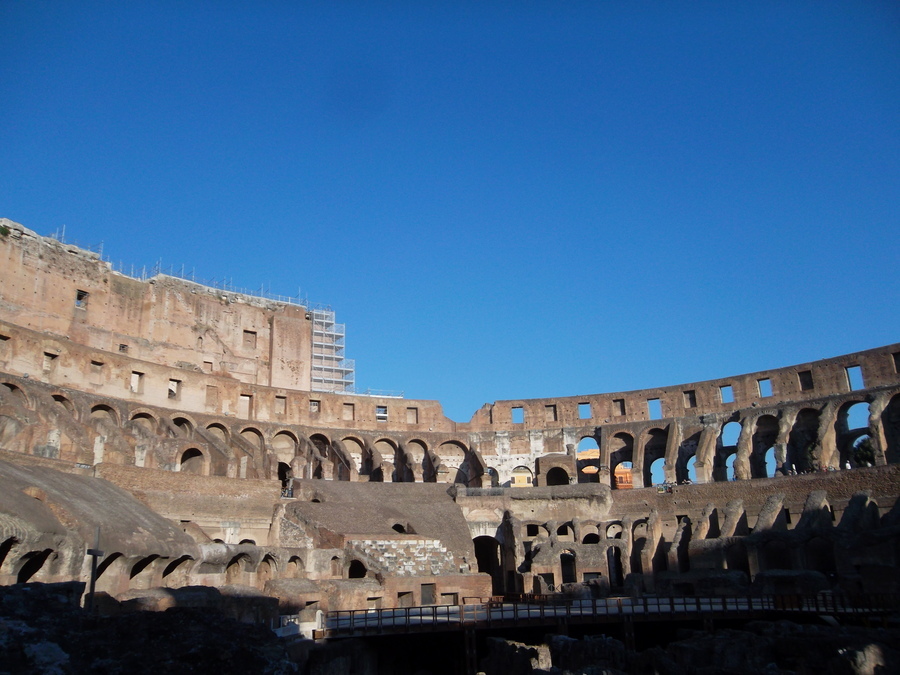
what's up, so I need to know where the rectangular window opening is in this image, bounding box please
[118,343,128,353]
[375,405,388,422]
[275,396,286,415]
[613,399,626,416]
[846,365,864,391]
[544,404,557,422]
[440,593,458,606]
[421,583,436,605]
[798,370,814,391]
[203,360,214,371]
[719,385,734,404]
[343,403,355,421]
[130,371,144,394]
[526,524,540,537]
[168,379,181,400]
[205,385,219,407]
[683,390,697,408]
[242,330,257,349]
[309,399,320,414]
[406,407,418,424]
[511,406,524,424]
[238,394,253,419]
[757,378,773,398]
[42,352,58,371]
[648,398,662,420]
[578,402,592,419]
[75,290,88,308]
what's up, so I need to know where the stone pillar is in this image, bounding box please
[816,402,840,469]
[693,424,718,484]
[733,416,753,480]
[775,410,795,473]
[663,422,681,484]
[632,432,646,489]
[868,392,891,465]
[598,427,613,489]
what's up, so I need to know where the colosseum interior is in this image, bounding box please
[1,217,899,644]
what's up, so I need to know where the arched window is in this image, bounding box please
[180,448,204,475]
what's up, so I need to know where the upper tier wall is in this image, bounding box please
[0,220,312,391]
[1,317,897,437]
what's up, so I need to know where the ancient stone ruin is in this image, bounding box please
[1,218,899,670]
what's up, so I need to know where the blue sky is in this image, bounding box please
[3,2,899,422]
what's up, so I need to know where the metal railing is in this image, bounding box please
[314,593,899,639]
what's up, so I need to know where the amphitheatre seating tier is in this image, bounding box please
[285,480,476,566]
[0,457,197,560]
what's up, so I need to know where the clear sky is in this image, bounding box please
[3,2,899,422]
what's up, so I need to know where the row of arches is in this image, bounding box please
[3,381,899,490]
[573,395,900,488]
[0,534,378,595]
[0,382,489,485]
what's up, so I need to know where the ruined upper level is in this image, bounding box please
[0,219,317,391]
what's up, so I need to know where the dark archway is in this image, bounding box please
[560,550,577,584]
[787,409,820,473]
[806,537,836,574]
[17,549,53,583]
[642,428,669,487]
[180,448,204,474]
[609,433,634,490]
[607,547,623,587]
[348,560,367,579]
[764,540,792,570]
[751,415,779,477]
[277,461,292,489]
[473,535,503,595]
[545,467,569,486]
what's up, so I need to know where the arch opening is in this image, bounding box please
[545,467,569,486]
[473,535,503,595]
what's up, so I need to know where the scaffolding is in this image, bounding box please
[310,309,355,393]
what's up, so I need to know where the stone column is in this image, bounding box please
[693,423,718,484]
[663,422,681,484]
[733,416,753,480]
[868,391,891,465]
[816,401,840,469]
